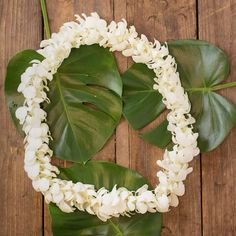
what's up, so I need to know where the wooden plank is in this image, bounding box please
[44,1,116,235]
[43,2,75,235]
[20,0,202,235]
[114,0,130,168]
[118,1,202,235]
[199,1,236,235]
[0,0,43,235]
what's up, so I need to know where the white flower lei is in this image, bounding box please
[15,13,199,222]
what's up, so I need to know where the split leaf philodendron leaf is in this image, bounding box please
[49,161,162,236]
[122,63,165,129]
[122,40,236,152]
[5,50,44,135]
[141,119,172,148]
[5,45,123,162]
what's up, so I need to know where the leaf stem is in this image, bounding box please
[186,81,236,93]
[40,0,51,39]
[212,81,236,91]
[185,87,211,92]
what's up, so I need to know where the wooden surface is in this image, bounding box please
[0,0,236,235]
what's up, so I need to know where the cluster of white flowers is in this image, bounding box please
[15,13,199,221]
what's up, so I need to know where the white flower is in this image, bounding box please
[28,123,49,138]
[24,150,36,164]
[25,161,40,179]
[169,194,179,207]
[136,200,148,214]
[22,86,37,99]
[131,35,153,63]
[136,184,148,194]
[15,12,199,221]
[97,186,127,219]
[30,107,47,120]
[53,191,64,203]
[173,181,185,196]
[127,195,136,211]
[58,201,74,213]
[157,171,168,185]
[107,21,137,52]
[75,12,108,46]
[44,191,52,203]
[26,137,43,151]
[136,190,157,213]
[157,195,169,212]
[15,106,28,124]
[33,178,50,192]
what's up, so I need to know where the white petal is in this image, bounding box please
[22,86,36,99]
[53,192,64,203]
[136,184,148,194]
[33,178,50,192]
[50,183,60,194]
[173,182,185,196]
[127,201,135,211]
[17,83,26,92]
[136,201,148,214]
[29,127,42,138]
[45,192,52,203]
[58,201,74,213]
[15,106,28,123]
[169,194,179,207]
[26,162,40,179]
[157,195,169,212]
[24,150,36,163]
[27,137,43,151]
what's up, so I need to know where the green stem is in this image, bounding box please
[185,87,211,92]
[186,81,236,93]
[40,0,51,39]
[212,81,236,91]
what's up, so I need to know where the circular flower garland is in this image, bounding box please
[15,13,199,222]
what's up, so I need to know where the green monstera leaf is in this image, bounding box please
[49,161,162,236]
[5,45,123,162]
[5,50,44,135]
[122,63,165,130]
[122,40,236,152]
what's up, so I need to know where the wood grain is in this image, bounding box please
[44,1,116,235]
[199,0,236,235]
[43,2,75,235]
[121,1,202,235]
[1,0,236,235]
[114,0,130,168]
[0,1,43,236]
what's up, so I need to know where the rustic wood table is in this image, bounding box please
[0,0,236,235]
